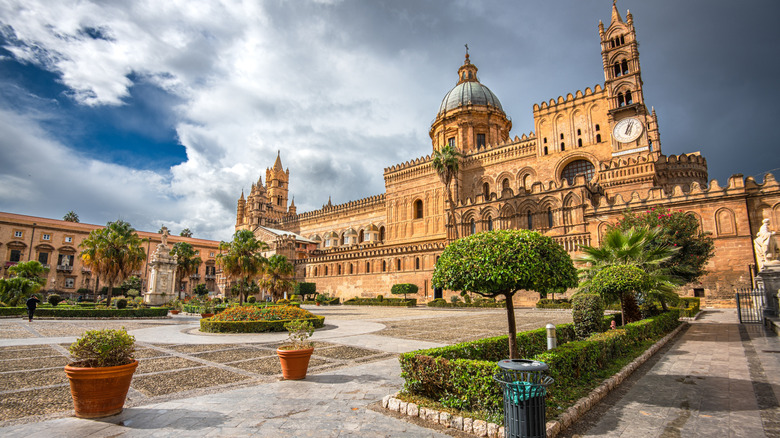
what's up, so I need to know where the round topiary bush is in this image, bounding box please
[590,264,649,325]
[115,299,128,309]
[48,294,64,307]
[247,296,257,303]
[572,293,605,339]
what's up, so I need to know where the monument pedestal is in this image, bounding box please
[757,265,780,317]
[143,227,177,306]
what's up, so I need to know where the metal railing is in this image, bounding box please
[736,286,765,324]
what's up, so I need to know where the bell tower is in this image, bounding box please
[599,1,660,155]
[266,151,290,216]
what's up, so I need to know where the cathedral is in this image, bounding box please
[235,3,780,306]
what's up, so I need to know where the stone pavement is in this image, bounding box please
[573,309,780,437]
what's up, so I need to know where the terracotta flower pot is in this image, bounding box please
[277,347,314,380]
[64,360,138,418]
[170,310,180,314]
[201,313,214,318]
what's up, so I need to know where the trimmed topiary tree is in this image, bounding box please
[391,283,418,300]
[48,294,64,307]
[572,293,605,339]
[433,229,578,359]
[590,264,649,325]
[294,282,316,301]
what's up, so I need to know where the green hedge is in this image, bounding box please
[301,297,340,306]
[200,315,325,333]
[427,298,506,308]
[399,310,680,415]
[344,297,417,307]
[536,298,572,309]
[678,297,700,317]
[0,307,169,318]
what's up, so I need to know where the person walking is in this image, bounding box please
[26,295,40,322]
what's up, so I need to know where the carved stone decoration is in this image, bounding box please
[143,234,178,306]
[754,218,778,272]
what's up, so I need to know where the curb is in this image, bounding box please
[381,321,687,438]
[544,321,687,437]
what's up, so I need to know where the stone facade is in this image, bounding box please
[0,211,221,298]
[236,4,780,306]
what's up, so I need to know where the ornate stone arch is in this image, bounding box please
[498,204,516,230]
[685,211,705,233]
[516,167,538,191]
[554,152,600,185]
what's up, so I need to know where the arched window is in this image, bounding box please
[379,226,385,242]
[596,134,602,143]
[470,219,476,235]
[625,90,633,105]
[595,124,600,131]
[527,210,533,229]
[547,208,553,228]
[617,93,625,107]
[502,179,510,190]
[414,199,424,219]
[415,257,420,270]
[621,60,629,75]
[366,261,370,273]
[487,217,493,231]
[382,260,387,272]
[324,266,329,276]
[483,182,490,200]
[397,259,402,271]
[544,146,548,155]
[560,133,564,140]
[349,264,353,274]
[340,233,345,246]
[577,138,583,147]
[561,159,595,185]
[613,62,621,77]
[314,267,318,276]
[358,230,364,243]
[338,265,342,275]
[577,128,581,135]
[560,142,565,151]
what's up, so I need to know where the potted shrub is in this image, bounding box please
[315,293,327,306]
[277,319,315,380]
[64,328,137,418]
[170,299,181,315]
[201,302,214,318]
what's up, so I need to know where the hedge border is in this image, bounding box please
[199,315,326,333]
[0,307,169,318]
[427,298,506,309]
[399,311,680,417]
[344,298,417,307]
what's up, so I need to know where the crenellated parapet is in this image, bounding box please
[282,194,386,225]
[299,241,446,264]
[654,153,708,190]
[533,85,605,112]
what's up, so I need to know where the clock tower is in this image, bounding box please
[599,1,660,156]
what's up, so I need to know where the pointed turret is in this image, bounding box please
[610,0,623,24]
[273,150,284,171]
[288,197,297,215]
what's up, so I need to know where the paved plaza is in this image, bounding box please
[1,307,779,437]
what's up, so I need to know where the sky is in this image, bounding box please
[1,0,778,241]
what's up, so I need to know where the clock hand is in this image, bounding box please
[624,121,632,136]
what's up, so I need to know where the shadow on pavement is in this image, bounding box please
[97,408,229,430]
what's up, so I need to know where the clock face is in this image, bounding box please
[612,117,644,143]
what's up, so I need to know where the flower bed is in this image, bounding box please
[199,305,325,333]
[0,307,168,318]
[344,297,417,307]
[399,310,679,420]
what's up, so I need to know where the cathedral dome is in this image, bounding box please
[437,81,504,115]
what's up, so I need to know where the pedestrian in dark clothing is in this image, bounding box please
[26,296,40,322]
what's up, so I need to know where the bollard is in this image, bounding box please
[546,323,556,350]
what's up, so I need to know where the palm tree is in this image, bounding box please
[63,211,80,223]
[80,220,147,307]
[216,230,268,304]
[9,260,49,282]
[1,261,48,306]
[171,242,203,299]
[432,145,462,239]
[179,228,193,238]
[577,226,680,323]
[260,254,295,301]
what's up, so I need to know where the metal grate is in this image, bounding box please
[736,287,765,324]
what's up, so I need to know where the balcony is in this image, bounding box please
[190,274,201,280]
[82,267,91,274]
[5,261,18,268]
[57,265,73,272]
[205,274,216,280]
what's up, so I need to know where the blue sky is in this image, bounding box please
[1,0,779,241]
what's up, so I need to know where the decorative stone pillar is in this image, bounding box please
[757,266,780,317]
[143,227,178,306]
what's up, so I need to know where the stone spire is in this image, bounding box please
[611,0,623,24]
[456,51,479,85]
[273,150,284,171]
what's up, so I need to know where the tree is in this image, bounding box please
[193,283,209,297]
[63,211,80,223]
[0,261,48,306]
[590,265,650,326]
[80,220,147,307]
[433,229,577,359]
[120,275,142,293]
[612,208,714,284]
[179,228,193,238]
[9,260,49,282]
[216,230,268,304]
[170,242,202,299]
[391,283,418,300]
[294,282,316,300]
[260,254,295,301]
[577,226,679,320]
[432,145,462,239]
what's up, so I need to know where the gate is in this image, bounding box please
[735,287,765,324]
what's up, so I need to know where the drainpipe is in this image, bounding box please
[28,223,36,260]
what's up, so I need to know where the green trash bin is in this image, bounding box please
[494,359,554,438]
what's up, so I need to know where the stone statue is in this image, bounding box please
[754,218,777,271]
[161,226,170,247]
